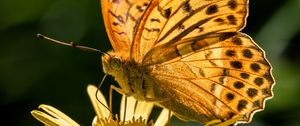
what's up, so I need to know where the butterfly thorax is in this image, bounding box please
[101,51,156,100]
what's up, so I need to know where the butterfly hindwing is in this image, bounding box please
[148,33,274,123]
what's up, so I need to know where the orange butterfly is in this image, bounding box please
[100,0,274,124]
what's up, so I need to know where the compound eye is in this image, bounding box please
[110,57,121,70]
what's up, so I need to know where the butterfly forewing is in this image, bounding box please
[101,0,151,52]
[131,0,248,62]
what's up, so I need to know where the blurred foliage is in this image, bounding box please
[0,0,300,126]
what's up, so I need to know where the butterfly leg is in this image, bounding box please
[165,99,171,126]
[110,85,127,111]
[110,85,129,121]
[168,108,171,126]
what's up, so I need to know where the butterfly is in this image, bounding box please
[100,0,274,124]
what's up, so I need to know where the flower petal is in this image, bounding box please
[134,101,154,122]
[92,116,101,126]
[31,104,79,126]
[120,95,136,121]
[87,85,110,119]
[154,109,172,126]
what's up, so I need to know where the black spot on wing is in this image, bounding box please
[262,88,272,96]
[223,68,230,76]
[227,15,237,25]
[199,68,206,77]
[183,0,193,13]
[247,88,258,98]
[226,93,235,101]
[226,50,236,57]
[206,5,218,15]
[233,81,244,89]
[237,100,248,111]
[240,73,250,79]
[136,5,145,12]
[197,26,204,32]
[254,77,264,86]
[232,37,242,45]
[228,0,238,10]
[150,18,161,23]
[242,49,253,59]
[250,63,261,72]
[253,100,260,108]
[214,18,225,23]
[161,7,172,18]
[230,61,243,69]
[263,72,274,83]
[178,23,185,30]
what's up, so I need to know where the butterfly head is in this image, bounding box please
[101,51,124,75]
[101,51,133,94]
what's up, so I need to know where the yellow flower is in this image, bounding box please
[31,85,172,126]
[31,85,241,126]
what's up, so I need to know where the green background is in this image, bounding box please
[1,0,300,125]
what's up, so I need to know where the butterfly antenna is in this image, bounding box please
[95,74,114,115]
[37,33,109,56]
[38,33,114,114]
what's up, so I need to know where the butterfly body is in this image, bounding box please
[102,51,157,100]
[101,0,274,124]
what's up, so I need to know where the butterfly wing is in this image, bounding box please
[101,0,151,52]
[127,0,274,123]
[131,0,248,62]
[148,33,274,123]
